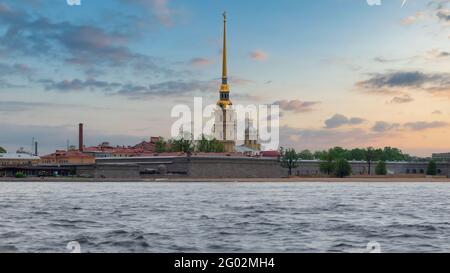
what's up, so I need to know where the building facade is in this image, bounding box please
[40,150,95,165]
[432,153,450,162]
[0,153,40,167]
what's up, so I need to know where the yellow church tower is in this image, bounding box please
[217,12,232,108]
[214,12,236,153]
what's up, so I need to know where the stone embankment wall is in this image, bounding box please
[76,156,450,179]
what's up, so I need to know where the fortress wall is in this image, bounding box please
[97,157,190,175]
[84,157,450,179]
[96,156,284,178]
[76,164,140,179]
[292,161,449,176]
[94,164,141,179]
[188,157,284,178]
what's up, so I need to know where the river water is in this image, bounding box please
[1,182,449,253]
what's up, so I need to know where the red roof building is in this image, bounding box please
[82,138,163,158]
[40,150,95,165]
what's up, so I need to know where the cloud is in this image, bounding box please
[150,0,173,26]
[280,119,449,152]
[358,71,434,88]
[228,76,254,86]
[273,100,320,113]
[122,0,175,27]
[401,12,425,25]
[356,71,450,97]
[0,101,55,113]
[425,49,450,60]
[433,0,450,25]
[0,101,105,113]
[322,57,362,71]
[189,57,214,68]
[373,49,449,65]
[41,78,122,92]
[436,9,450,22]
[0,2,177,77]
[249,50,268,61]
[404,121,449,131]
[0,62,33,87]
[390,94,414,104]
[280,126,377,151]
[401,1,449,26]
[39,77,216,98]
[0,62,32,76]
[373,56,402,63]
[371,120,448,132]
[116,80,216,98]
[371,121,401,133]
[324,114,365,129]
[0,122,143,155]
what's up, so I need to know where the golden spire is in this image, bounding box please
[222,11,227,80]
[217,11,232,108]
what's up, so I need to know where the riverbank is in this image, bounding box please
[1,176,450,183]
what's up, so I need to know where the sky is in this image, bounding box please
[0,0,449,156]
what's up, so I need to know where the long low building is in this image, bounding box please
[0,153,40,167]
[2,153,449,179]
[73,156,450,179]
[78,155,284,179]
[0,166,75,177]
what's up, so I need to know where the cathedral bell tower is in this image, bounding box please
[217,12,232,109]
[214,12,236,153]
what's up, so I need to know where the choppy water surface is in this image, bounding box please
[1,182,450,253]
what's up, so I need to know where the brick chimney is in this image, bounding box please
[79,123,84,152]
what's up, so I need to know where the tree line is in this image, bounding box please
[154,134,225,153]
[0,146,6,153]
[298,147,412,162]
[279,146,439,178]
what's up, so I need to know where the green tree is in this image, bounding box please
[380,147,405,161]
[169,133,194,153]
[209,139,225,153]
[298,149,314,160]
[348,148,365,161]
[313,150,326,160]
[426,160,437,176]
[319,150,336,175]
[279,147,300,176]
[375,161,387,175]
[363,147,379,175]
[320,161,335,176]
[0,146,6,153]
[15,172,26,178]
[155,137,167,153]
[196,135,210,152]
[334,159,352,178]
[196,135,225,153]
[328,147,348,160]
